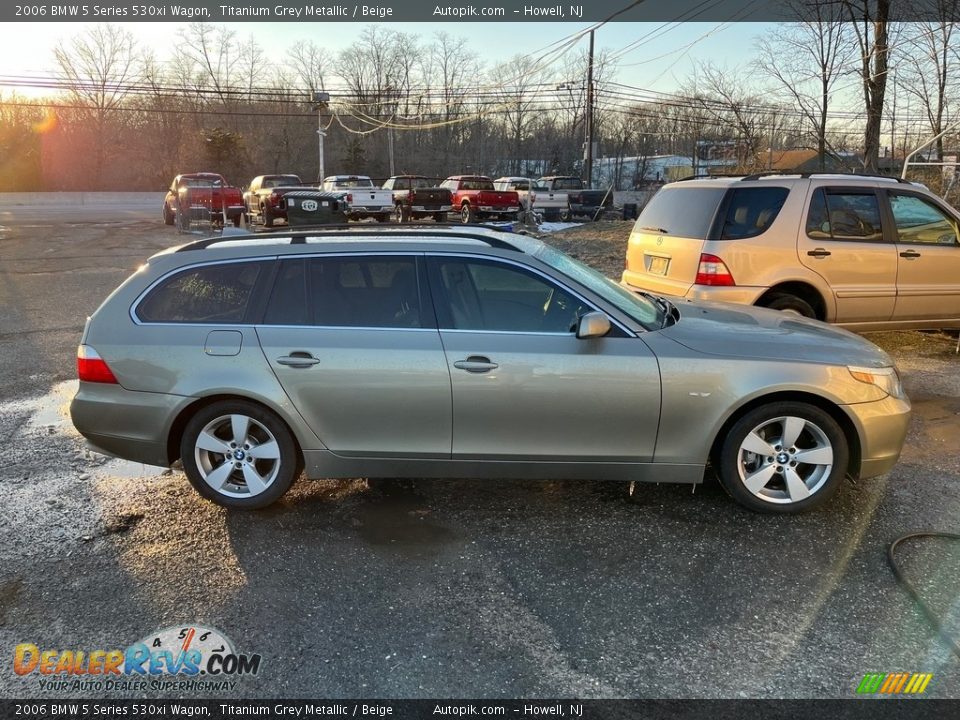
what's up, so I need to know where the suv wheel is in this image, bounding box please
[762,292,816,318]
[180,400,300,509]
[717,402,847,513]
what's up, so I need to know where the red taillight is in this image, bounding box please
[270,192,282,207]
[77,345,118,384]
[346,193,353,203]
[695,253,736,286]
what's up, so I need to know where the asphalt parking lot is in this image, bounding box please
[0,207,958,699]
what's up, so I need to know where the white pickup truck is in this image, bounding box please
[320,175,393,222]
[493,177,570,221]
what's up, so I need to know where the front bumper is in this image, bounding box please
[844,394,912,479]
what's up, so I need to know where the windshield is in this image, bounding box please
[264,176,301,188]
[509,236,663,330]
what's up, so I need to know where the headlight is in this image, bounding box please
[848,366,905,399]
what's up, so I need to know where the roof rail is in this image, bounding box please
[738,171,914,183]
[174,223,524,252]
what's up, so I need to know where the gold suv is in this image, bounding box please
[622,174,960,331]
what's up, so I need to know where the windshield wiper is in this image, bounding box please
[640,292,675,328]
[639,226,669,233]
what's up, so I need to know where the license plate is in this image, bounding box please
[648,256,669,275]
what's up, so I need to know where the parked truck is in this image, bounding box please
[384,175,453,222]
[162,173,245,228]
[320,175,393,222]
[537,176,612,219]
[243,174,305,227]
[441,175,520,224]
[494,176,570,221]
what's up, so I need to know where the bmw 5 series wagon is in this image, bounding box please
[71,226,910,513]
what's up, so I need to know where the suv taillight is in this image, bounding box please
[695,254,736,286]
[77,345,118,384]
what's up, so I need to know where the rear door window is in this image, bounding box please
[635,186,726,239]
[806,189,884,241]
[137,261,265,324]
[719,187,789,239]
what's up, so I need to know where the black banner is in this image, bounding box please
[2,699,959,720]
[1,0,953,23]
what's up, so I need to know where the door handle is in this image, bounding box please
[453,355,499,373]
[276,352,320,368]
[899,249,921,259]
[807,248,832,258]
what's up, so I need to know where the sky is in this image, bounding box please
[1,21,770,97]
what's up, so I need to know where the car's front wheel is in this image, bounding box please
[717,402,848,513]
[180,400,300,509]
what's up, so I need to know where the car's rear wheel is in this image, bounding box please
[762,292,816,318]
[461,203,475,224]
[261,204,274,228]
[180,400,299,509]
[717,402,847,513]
[163,205,175,226]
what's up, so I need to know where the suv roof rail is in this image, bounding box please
[174,223,525,252]
[738,171,914,183]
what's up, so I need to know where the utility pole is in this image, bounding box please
[584,29,595,187]
[314,91,330,182]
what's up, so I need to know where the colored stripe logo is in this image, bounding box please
[856,673,933,694]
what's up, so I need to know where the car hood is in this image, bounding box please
[661,299,894,368]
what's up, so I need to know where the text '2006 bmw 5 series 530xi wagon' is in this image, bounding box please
[70,226,910,513]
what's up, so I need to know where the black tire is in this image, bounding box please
[180,400,300,510]
[433,212,446,223]
[717,401,848,514]
[163,204,175,226]
[559,209,571,222]
[461,203,475,224]
[395,204,409,223]
[261,204,274,228]
[762,292,817,319]
[231,215,242,228]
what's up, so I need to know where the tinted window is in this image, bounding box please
[806,189,883,241]
[431,258,590,333]
[719,187,789,239]
[264,260,307,325]
[889,193,959,245]
[138,261,263,324]
[635,187,726,239]
[308,256,421,328]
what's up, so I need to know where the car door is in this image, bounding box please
[425,254,661,462]
[883,189,960,322]
[256,254,452,458]
[797,185,898,323]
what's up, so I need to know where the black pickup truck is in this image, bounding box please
[538,176,613,219]
[383,175,453,222]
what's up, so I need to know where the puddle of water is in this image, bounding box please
[0,379,78,432]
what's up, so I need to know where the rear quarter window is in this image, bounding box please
[136,261,264,324]
[635,186,726,239]
[719,187,789,239]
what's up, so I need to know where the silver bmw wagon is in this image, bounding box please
[70,226,910,513]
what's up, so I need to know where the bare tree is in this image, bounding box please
[843,0,893,173]
[54,25,138,188]
[756,3,851,170]
[898,7,960,161]
[286,40,332,95]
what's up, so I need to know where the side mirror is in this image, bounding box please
[576,311,611,339]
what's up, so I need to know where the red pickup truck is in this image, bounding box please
[440,175,520,224]
[162,172,246,228]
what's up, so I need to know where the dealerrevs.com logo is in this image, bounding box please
[13,625,262,693]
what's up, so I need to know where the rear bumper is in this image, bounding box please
[844,394,912,479]
[70,383,187,468]
[621,271,767,306]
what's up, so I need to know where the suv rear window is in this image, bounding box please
[137,261,264,324]
[719,187,789,239]
[635,186,726,239]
